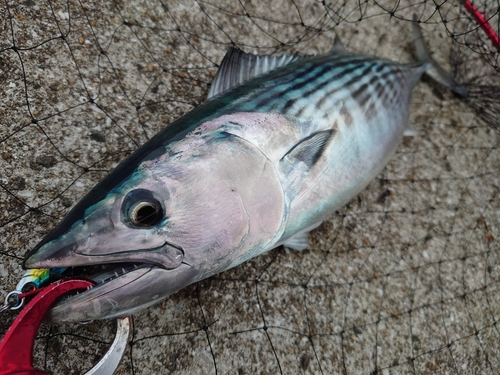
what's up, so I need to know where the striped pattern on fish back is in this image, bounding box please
[231,54,419,130]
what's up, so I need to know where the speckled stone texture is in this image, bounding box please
[1,1,499,374]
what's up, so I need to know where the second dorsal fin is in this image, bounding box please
[207,48,306,99]
[330,34,346,53]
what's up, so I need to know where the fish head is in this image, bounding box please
[24,126,286,323]
[23,161,194,323]
[25,167,185,271]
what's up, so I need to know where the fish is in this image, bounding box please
[22,20,467,323]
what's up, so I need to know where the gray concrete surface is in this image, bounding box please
[1,1,499,374]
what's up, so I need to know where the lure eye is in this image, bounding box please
[122,189,164,228]
[129,200,162,227]
[21,282,36,294]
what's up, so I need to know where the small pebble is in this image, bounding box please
[35,155,57,168]
[90,131,106,143]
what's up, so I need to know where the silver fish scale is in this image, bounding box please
[233,54,418,131]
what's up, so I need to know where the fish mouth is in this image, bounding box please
[43,261,160,313]
[23,218,194,323]
[39,261,198,324]
[57,261,159,286]
[24,238,197,323]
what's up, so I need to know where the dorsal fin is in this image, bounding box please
[207,48,305,99]
[281,130,334,168]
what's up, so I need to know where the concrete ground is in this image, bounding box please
[0,1,499,374]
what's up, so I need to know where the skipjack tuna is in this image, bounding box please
[23,20,467,323]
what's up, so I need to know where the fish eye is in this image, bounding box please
[122,189,164,228]
[129,200,162,227]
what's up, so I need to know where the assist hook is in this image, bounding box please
[0,279,131,375]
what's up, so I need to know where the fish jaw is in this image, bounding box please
[23,186,188,323]
[23,220,185,271]
[45,264,199,323]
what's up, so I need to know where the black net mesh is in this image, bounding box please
[1,1,499,374]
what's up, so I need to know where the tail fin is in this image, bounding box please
[412,16,469,97]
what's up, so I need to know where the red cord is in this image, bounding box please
[17,288,43,300]
[463,0,500,50]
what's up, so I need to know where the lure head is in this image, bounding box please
[24,120,285,323]
[16,268,52,293]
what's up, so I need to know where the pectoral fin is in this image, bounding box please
[281,129,334,168]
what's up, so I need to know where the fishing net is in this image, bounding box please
[1,0,499,374]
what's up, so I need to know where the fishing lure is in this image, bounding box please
[15,268,66,293]
[0,268,66,311]
[20,20,467,324]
